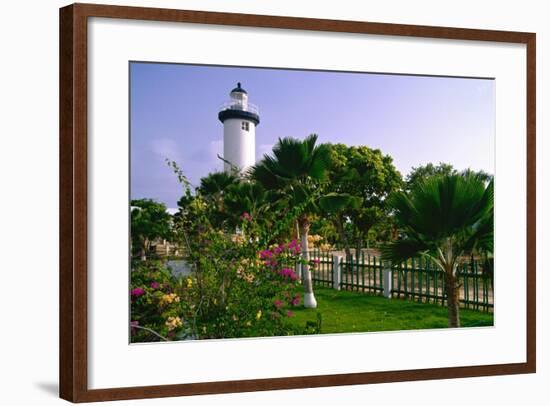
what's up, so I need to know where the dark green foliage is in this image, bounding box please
[251,134,331,190]
[382,174,493,264]
[131,199,173,259]
[322,144,402,253]
[198,171,239,196]
[251,133,333,238]
[405,162,493,192]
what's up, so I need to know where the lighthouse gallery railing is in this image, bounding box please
[218,101,259,115]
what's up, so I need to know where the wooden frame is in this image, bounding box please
[59,3,536,402]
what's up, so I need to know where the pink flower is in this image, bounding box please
[130,287,145,297]
[274,299,283,309]
[240,212,253,222]
[274,245,284,255]
[287,240,301,254]
[150,281,160,289]
[279,268,298,280]
[259,249,273,259]
[286,311,294,317]
[291,294,301,306]
[264,259,278,268]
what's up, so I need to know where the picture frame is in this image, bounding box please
[59,3,536,402]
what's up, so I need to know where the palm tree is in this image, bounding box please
[223,181,271,232]
[197,171,239,229]
[251,134,331,308]
[198,171,239,197]
[381,174,493,327]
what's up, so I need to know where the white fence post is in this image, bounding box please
[332,254,342,290]
[383,261,392,298]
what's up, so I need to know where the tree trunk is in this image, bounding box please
[140,238,148,261]
[355,232,364,259]
[444,271,460,328]
[293,220,302,280]
[335,217,351,258]
[299,216,317,308]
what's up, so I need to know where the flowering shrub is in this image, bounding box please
[130,237,313,341]
[130,260,195,342]
[131,167,320,340]
[183,230,307,339]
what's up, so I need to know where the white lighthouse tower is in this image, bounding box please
[218,83,260,173]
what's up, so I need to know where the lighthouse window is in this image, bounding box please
[241,121,250,131]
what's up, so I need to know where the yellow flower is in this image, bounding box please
[165,316,182,331]
[231,234,246,245]
[186,278,193,288]
[255,310,262,320]
[160,293,180,305]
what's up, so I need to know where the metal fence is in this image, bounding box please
[309,250,333,288]
[306,250,493,312]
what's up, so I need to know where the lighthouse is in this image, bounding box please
[218,83,260,173]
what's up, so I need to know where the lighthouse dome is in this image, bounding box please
[230,82,248,95]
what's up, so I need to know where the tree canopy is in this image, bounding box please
[322,144,402,254]
[131,198,173,260]
[405,162,492,192]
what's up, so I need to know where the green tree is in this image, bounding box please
[223,181,272,235]
[325,144,402,255]
[198,171,239,196]
[251,134,331,308]
[131,199,173,260]
[381,174,494,327]
[318,192,362,257]
[405,162,493,192]
[197,171,239,229]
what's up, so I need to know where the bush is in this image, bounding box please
[130,238,311,341]
[184,231,306,339]
[130,260,195,342]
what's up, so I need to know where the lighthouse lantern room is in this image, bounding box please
[218,83,260,173]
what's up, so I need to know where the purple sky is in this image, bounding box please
[130,62,495,208]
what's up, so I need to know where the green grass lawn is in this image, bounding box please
[288,287,493,334]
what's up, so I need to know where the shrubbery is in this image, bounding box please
[130,260,194,342]
[130,237,313,342]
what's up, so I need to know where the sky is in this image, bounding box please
[130,62,495,208]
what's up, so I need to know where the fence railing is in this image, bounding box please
[309,250,333,288]
[340,252,384,295]
[305,250,493,312]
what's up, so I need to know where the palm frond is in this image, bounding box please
[384,174,494,265]
[380,238,430,263]
[198,171,238,196]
